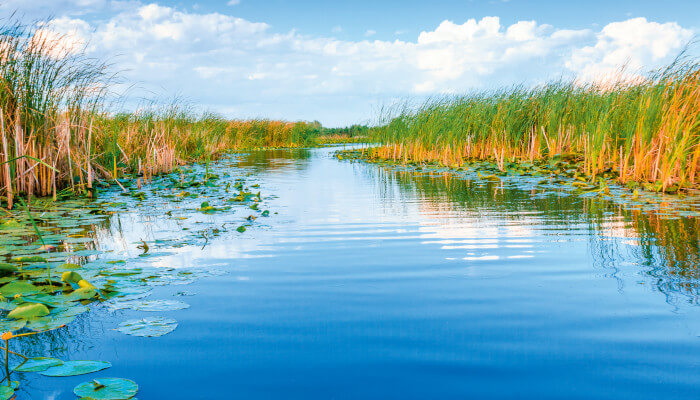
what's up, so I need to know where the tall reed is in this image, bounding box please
[369,60,700,192]
[0,17,109,206]
[0,17,322,208]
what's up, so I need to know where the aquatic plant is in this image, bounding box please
[368,58,700,193]
[0,16,326,209]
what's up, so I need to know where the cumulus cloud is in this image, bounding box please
[20,2,696,125]
[566,18,693,83]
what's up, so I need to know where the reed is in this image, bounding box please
[369,59,700,192]
[0,18,321,208]
[0,17,109,205]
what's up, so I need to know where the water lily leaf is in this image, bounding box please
[8,303,50,319]
[11,256,46,264]
[66,287,98,301]
[0,385,14,400]
[21,293,66,307]
[0,281,40,297]
[14,357,63,372]
[0,319,25,332]
[0,263,18,277]
[0,300,16,311]
[103,268,142,277]
[25,314,75,331]
[77,279,97,289]
[117,317,177,337]
[53,304,88,317]
[40,360,111,376]
[111,300,189,312]
[62,271,83,283]
[74,378,138,400]
[57,263,81,271]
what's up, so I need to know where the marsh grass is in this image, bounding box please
[369,59,700,192]
[0,17,321,209]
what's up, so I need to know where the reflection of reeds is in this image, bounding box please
[382,169,700,302]
[370,59,700,192]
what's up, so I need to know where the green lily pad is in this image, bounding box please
[7,303,50,319]
[117,317,178,337]
[40,360,111,376]
[62,271,84,283]
[66,287,98,301]
[11,256,47,264]
[111,300,189,312]
[0,385,14,400]
[0,281,40,297]
[0,300,16,312]
[0,263,18,277]
[0,319,26,332]
[74,378,138,400]
[14,357,63,372]
[25,314,75,331]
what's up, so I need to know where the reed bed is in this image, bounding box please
[369,60,700,192]
[0,18,320,209]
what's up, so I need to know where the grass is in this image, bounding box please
[0,17,325,209]
[368,58,700,193]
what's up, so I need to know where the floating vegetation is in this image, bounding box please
[363,58,699,193]
[0,153,275,396]
[13,357,62,372]
[117,317,178,338]
[73,378,138,400]
[109,300,190,312]
[40,360,111,377]
[338,149,700,218]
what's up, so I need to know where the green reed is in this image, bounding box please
[369,59,700,192]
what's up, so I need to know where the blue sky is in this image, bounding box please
[3,0,698,126]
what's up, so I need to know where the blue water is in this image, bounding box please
[22,147,700,399]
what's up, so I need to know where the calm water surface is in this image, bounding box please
[23,147,700,399]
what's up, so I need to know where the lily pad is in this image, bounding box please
[11,256,47,264]
[14,357,63,372]
[0,281,40,297]
[117,317,178,337]
[66,287,98,301]
[111,300,189,312]
[74,378,138,400]
[62,271,83,283]
[0,319,26,332]
[40,360,111,376]
[0,263,18,277]
[0,385,14,400]
[7,303,50,319]
[25,314,75,331]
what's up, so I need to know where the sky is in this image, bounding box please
[3,0,699,126]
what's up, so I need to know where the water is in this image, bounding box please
[22,146,700,399]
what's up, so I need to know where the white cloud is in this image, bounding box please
[566,18,693,83]
[365,29,376,37]
[18,3,696,125]
[227,0,240,5]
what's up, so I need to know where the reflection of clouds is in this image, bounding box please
[415,203,539,261]
[600,219,639,240]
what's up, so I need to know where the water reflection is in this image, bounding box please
[16,146,700,400]
[235,148,312,172]
[374,168,700,305]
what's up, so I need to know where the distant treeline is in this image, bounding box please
[314,123,371,138]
